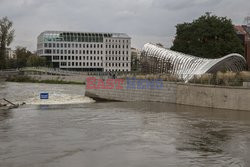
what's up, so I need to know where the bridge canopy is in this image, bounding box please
[141,43,247,81]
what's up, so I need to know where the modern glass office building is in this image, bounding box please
[37,31,131,72]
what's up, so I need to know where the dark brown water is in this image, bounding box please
[1,82,250,167]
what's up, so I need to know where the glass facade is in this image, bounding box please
[41,32,114,43]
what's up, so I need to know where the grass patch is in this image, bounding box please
[6,75,85,85]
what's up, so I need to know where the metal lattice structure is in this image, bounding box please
[141,43,247,81]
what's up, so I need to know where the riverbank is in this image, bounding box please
[6,75,85,85]
[85,80,250,111]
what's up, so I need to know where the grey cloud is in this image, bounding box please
[0,0,249,51]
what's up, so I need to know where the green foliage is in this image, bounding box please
[6,58,17,69]
[189,71,250,86]
[0,17,15,69]
[27,55,46,67]
[15,47,33,68]
[6,75,84,85]
[171,13,244,58]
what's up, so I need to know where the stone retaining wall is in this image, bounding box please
[176,84,250,111]
[85,81,177,103]
[85,80,250,111]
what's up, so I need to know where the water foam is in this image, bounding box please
[25,93,95,105]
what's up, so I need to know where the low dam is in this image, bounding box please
[85,80,250,111]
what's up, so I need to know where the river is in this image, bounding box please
[0,82,250,167]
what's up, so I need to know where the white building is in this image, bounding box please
[6,48,15,59]
[37,31,131,72]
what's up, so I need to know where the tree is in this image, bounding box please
[0,17,15,69]
[171,13,244,58]
[15,47,32,68]
[27,55,46,67]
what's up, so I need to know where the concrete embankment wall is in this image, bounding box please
[176,84,250,111]
[85,81,177,103]
[85,80,250,111]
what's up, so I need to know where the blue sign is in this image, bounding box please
[40,93,49,99]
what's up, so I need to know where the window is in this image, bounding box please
[61,43,63,48]
[61,62,66,66]
[68,62,71,66]
[64,56,67,60]
[53,56,59,60]
[44,43,48,47]
[72,62,75,66]
[57,43,59,48]
[49,43,52,48]
[68,43,70,48]
[64,43,67,48]
[68,56,71,60]
[53,43,55,47]
[64,50,67,54]
[45,49,51,54]
[72,56,75,60]
[60,56,63,60]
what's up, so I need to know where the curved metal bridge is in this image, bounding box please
[141,43,247,81]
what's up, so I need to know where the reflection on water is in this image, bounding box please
[0,82,250,167]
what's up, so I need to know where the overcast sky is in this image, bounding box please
[0,0,250,51]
